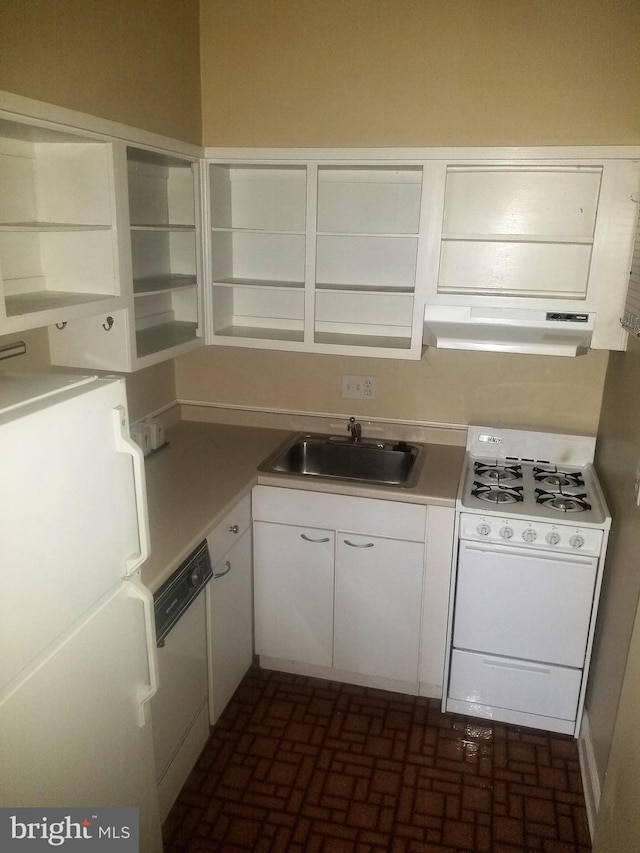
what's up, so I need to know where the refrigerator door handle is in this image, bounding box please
[112,406,151,575]
[126,575,159,727]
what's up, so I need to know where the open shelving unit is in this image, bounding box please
[437,165,602,299]
[48,141,204,372]
[313,165,422,351]
[206,160,426,358]
[209,164,307,344]
[0,119,122,333]
[127,147,201,361]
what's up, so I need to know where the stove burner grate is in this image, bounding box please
[471,481,524,505]
[535,488,592,513]
[533,466,585,489]
[474,461,523,483]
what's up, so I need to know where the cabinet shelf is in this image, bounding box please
[135,320,199,358]
[0,222,113,232]
[213,324,304,343]
[317,230,419,239]
[314,331,412,350]
[130,223,195,232]
[441,233,594,245]
[211,226,305,237]
[316,282,414,294]
[133,274,198,295]
[6,289,115,318]
[213,277,304,290]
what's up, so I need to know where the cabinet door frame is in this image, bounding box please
[334,531,425,682]
[253,519,335,667]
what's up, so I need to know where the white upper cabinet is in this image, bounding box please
[49,144,204,372]
[423,156,640,353]
[209,164,307,345]
[126,147,202,364]
[206,157,428,359]
[2,91,639,362]
[0,118,122,334]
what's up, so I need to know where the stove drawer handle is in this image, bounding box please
[462,543,595,566]
[482,658,550,676]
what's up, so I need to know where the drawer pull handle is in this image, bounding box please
[300,534,330,543]
[214,560,232,580]
[229,524,240,534]
[344,539,374,548]
[483,658,550,676]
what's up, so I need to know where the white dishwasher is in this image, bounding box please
[152,541,212,821]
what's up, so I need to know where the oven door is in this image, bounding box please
[453,540,598,668]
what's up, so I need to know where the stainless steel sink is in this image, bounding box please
[258,433,423,488]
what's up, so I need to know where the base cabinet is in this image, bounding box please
[334,534,424,682]
[206,495,253,724]
[252,486,430,690]
[253,521,334,666]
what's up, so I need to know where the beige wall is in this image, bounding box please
[0,0,202,144]
[593,604,640,853]
[588,338,640,845]
[200,0,640,147]
[175,345,609,434]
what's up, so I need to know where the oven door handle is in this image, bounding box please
[460,542,596,567]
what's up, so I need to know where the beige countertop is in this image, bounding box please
[141,421,465,592]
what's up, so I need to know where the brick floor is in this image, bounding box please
[163,667,591,852]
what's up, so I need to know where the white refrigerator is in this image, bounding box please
[0,372,162,852]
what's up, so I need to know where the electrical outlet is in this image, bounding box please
[341,375,376,400]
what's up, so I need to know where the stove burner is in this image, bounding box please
[533,466,585,489]
[474,461,522,482]
[471,481,524,505]
[535,488,592,513]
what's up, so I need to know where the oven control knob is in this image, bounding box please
[569,534,585,549]
[522,528,537,543]
[546,531,561,546]
[476,522,491,537]
[499,526,514,540]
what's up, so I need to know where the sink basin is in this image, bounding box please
[258,433,423,487]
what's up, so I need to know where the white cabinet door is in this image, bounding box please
[334,533,424,682]
[253,521,334,667]
[208,530,253,723]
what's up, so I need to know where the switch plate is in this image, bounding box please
[341,375,376,399]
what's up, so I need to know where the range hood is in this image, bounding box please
[423,307,593,357]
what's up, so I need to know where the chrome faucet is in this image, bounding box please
[347,417,362,442]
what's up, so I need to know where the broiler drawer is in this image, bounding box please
[448,649,582,722]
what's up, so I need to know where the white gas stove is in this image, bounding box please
[444,425,611,737]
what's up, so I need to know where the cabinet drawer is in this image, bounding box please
[448,649,582,722]
[207,494,251,565]
[252,486,426,542]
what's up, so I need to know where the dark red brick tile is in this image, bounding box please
[164,667,592,852]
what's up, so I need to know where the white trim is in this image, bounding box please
[0,90,202,159]
[205,145,640,162]
[578,710,601,840]
[176,399,467,445]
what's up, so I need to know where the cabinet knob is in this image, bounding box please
[229,524,240,534]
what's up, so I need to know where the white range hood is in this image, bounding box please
[423,307,594,357]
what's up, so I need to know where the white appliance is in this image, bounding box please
[443,426,611,736]
[0,371,162,851]
[152,541,212,821]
